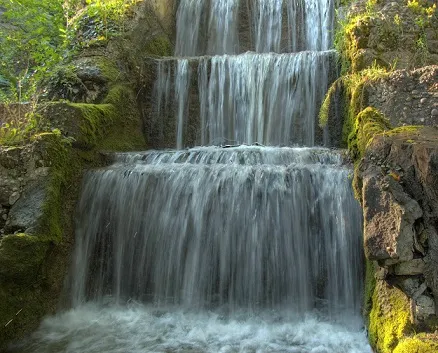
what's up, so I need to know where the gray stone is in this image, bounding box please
[394,259,425,275]
[432,108,438,116]
[400,278,421,297]
[415,295,435,321]
[412,283,428,300]
[6,179,48,233]
[8,191,20,205]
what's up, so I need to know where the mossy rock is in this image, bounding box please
[394,334,438,353]
[0,234,50,283]
[368,278,412,352]
[348,106,391,159]
[143,35,172,57]
[41,84,145,151]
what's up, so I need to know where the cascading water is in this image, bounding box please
[11,0,373,352]
[174,0,334,56]
[154,51,334,147]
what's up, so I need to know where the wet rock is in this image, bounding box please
[394,259,425,276]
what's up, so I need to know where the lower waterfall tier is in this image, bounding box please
[70,146,363,317]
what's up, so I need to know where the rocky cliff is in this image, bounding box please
[331,0,438,352]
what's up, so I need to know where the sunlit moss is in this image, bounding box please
[368,280,412,352]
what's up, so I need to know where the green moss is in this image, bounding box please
[319,66,389,149]
[380,125,422,137]
[68,102,117,146]
[368,280,412,353]
[101,84,146,150]
[94,58,124,82]
[319,77,343,128]
[394,334,438,353]
[348,107,391,159]
[363,260,377,319]
[144,35,172,57]
[0,234,50,282]
[37,133,79,243]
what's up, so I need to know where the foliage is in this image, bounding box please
[0,0,65,102]
[0,103,56,145]
[0,0,142,147]
[67,0,142,50]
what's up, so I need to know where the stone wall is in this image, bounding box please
[366,66,438,127]
[333,0,438,351]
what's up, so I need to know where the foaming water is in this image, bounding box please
[67,147,362,316]
[114,145,345,165]
[12,302,372,353]
[153,51,334,148]
[174,0,334,56]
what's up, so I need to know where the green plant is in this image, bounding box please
[319,64,390,147]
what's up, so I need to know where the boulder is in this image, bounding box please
[363,173,422,262]
[6,179,48,234]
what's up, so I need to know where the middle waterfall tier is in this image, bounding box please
[146,51,338,149]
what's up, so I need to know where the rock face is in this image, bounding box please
[0,0,170,348]
[361,127,438,325]
[366,66,438,128]
[343,0,438,71]
[0,144,49,237]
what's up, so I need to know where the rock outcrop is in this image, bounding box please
[0,0,176,348]
[360,127,438,352]
[332,1,438,351]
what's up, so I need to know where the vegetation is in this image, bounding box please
[368,280,412,353]
[319,64,390,148]
[394,335,438,353]
[0,0,142,146]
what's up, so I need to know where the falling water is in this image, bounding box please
[11,148,371,353]
[154,51,335,148]
[174,0,334,56]
[10,0,373,352]
[71,147,362,312]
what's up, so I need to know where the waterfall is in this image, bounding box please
[13,0,373,352]
[152,0,338,148]
[71,147,362,316]
[154,51,334,148]
[174,0,334,56]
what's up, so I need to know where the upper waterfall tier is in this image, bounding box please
[175,0,335,56]
[149,51,337,149]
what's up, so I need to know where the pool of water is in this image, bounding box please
[10,302,373,353]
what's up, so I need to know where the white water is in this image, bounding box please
[175,0,334,56]
[11,302,372,353]
[154,51,334,148]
